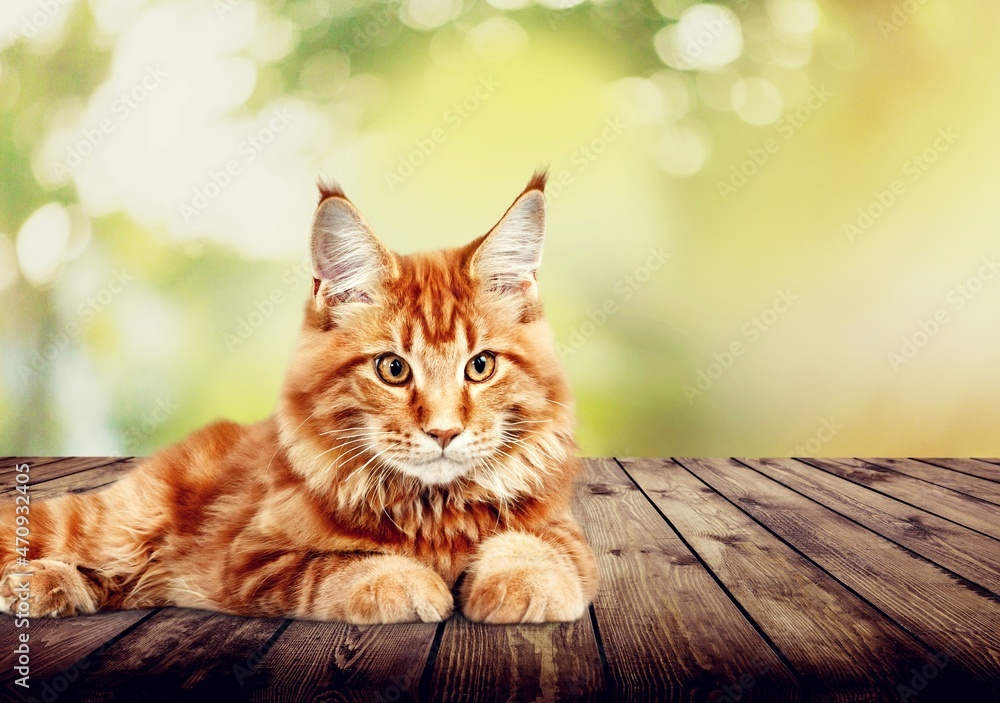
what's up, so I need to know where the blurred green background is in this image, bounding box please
[1,0,998,458]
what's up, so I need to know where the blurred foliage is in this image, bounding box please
[1,0,999,458]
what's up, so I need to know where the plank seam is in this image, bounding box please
[752,457,1000,603]
[779,460,1000,600]
[417,618,447,701]
[229,617,294,691]
[0,458,135,496]
[913,458,1000,487]
[614,458,805,692]
[695,459,999,655]
[588,603,613,699]
[800,459,1000,543]
[29,607,163,691]
[858,458,1000,506]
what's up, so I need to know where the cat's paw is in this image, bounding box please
[344,556,453,624]
[460,533,586,623]
[0,559,100,618]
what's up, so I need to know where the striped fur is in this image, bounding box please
[0,173,597,623]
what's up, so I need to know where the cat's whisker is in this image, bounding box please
[320,428,394,437]
[266,408,320,471]
[344,445,393,484]
[323,436,381,458]
[498,430,558,464]
[321,441,375,475]
[370,460,406,535]
[339,436,395,466]
[312,441,356,461]
[478,455,508,531]
[320,434,394,445]
[321,425,381,433]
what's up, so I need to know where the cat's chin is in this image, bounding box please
[393,456,471,486]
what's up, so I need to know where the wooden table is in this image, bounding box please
[1,457,999,702]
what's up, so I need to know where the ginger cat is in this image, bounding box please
[0,172,598,624]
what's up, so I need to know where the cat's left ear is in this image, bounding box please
[470,171,547,298]
[310,180,395,307]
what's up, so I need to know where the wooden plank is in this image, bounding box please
[430,615,606,703]
[0,460,152,700]
[0,610,157,698]
[922,458,1000,483]
[0,457,65,472]
[9,460,138,500]
[622,457,963,699]
[242,620,438,702]
[679,457,1000,689]
[571,458,799,701]
[857,458,1000,505]
[802,458,1000,540]
[68,608,286,700]
[427,463,609,703]
[743,458,1000,596]
[0,458,129,493]
[974,458,1000,466]
[0,457,113,486]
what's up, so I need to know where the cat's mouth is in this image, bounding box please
[393,454,471,485]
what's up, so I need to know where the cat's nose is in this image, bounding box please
[425,427,462,450]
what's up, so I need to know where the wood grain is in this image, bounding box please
[679,457,1000,691]
[1,459,138,500]
[429,615,606,703]
[572,458,799,702]
[622,457,959,700]
[742,458,1000,595]
[0,457,65,473]
[922,458,1000,483]
[426,463,610,703]
[858,458,1000,505]
[0,459,156,700]
[3,455,1000,701]
[69,608,286,701]
[0,610,156,698]
[801,457,1000,540]
[0,457,129,493]
[243,620,438,703]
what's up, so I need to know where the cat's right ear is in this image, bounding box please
[310,183,395,307]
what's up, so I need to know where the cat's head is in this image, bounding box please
[278,172,576,505]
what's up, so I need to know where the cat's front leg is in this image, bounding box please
[459,528,597,624]
[229,552,454,624]
[335,554,454,624]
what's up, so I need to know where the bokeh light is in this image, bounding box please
[655,4,743,71]
[15,203,71,285]
[2,0,1000,459]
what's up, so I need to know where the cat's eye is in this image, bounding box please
[374,353,412,386]
[465,351,497,382]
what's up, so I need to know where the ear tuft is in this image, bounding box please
[523,168,548,194]
[310,194,392,305]
[471,175,547,297]
[317,177,347,205]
